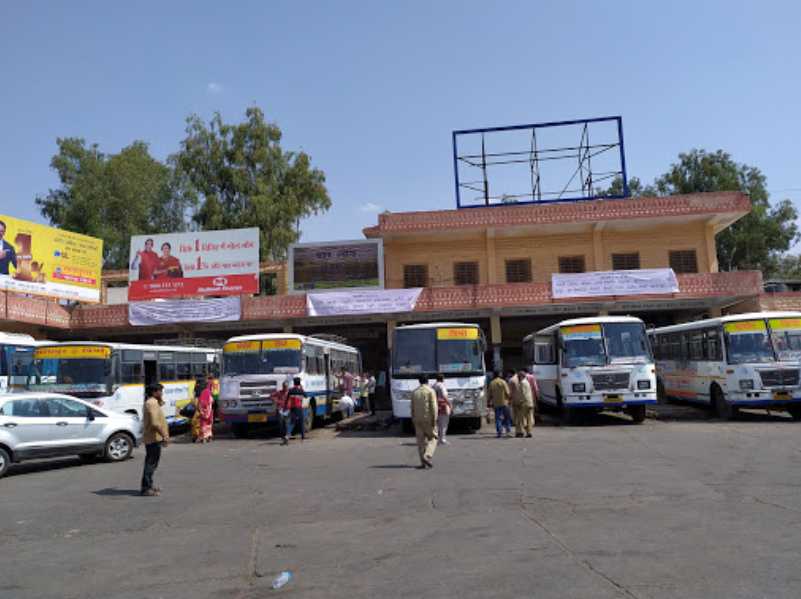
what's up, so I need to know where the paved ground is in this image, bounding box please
[3,405,801,599]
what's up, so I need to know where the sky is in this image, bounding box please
[2,0,800,246]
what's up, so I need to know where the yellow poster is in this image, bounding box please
[223,341,261,353]
[0,215,103,303]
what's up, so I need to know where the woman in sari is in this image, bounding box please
[197,377,214,443]
[190,376,204,442]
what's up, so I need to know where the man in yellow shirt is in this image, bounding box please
[141,384,170,496]
[410,375,438,469]
[487,370,512,438]
[511,370,535,438]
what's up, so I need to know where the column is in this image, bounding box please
[705,222,719,273]
[490,314,502,371]
[486,228,497,284]
[593,223,605,271]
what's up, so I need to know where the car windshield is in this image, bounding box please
[561,322,651,368]
[768,318,801,362]
[392,328,484,375]
[223,349,301,376]
[28,358,108,390]
[725,321,776,364]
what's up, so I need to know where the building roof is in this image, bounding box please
[363,192,750,238]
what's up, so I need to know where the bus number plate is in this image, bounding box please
[248,414,268,423]
[773,392,791,401]
[604,394,623,403]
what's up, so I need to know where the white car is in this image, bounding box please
[0,392,143,478]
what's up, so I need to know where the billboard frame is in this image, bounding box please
[287,238,384,295]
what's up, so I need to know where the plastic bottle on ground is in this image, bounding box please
[272,570,293,590]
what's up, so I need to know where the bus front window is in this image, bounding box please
[604,323,652,365]
[223,351,263,376]
[392,330,436,375]
[437,339,483,374]
[769,318,801,362]
[29,358,109,395]
[561,325,605,368]
[725,320,775,364]
[223,348,301,376]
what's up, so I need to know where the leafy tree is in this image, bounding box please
[174,107,331,261]
[654,149,798,272]
[596,176,655,198]
[769,254,801,280]
[36,138,192,269]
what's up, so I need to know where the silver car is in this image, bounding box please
[0,392,143,478]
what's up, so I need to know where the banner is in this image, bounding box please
[552,269,679,299]
[128,228,259,300]
[307,287,422,317]
[128,296,241,326]
[0,215,103,302]
[289,239,383,293]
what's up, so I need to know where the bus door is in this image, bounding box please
[532,335,559,405]
[324,350,333,416]
[143,351,159,387]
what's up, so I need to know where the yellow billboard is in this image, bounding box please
[0,215,103,303]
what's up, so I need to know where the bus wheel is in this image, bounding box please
[713,386,733,420]
[468,417,482,432]
[657,379,668,404]
[557,395,573,426]
[304,404,315,433]
[787,406,801,421]
[628,405,646,424]
[231,424,249,439]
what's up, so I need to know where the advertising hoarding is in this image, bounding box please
[288,239,383,293]
[0,215,103,303]
[128,228,260,300]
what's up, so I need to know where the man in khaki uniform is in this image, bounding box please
[141,383,170,496]
[410,375,438,468]
[487,370,512,438]
[511,370,535,438]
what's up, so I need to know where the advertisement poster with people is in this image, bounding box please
[0,214,103,302]
[127,228,260,300]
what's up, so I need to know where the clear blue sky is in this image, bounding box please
[2,0,800,245]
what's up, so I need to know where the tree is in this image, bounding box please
[174,107,331,261]
[36,138,192,269]
[596,176,656,198]
[654,149,798,272]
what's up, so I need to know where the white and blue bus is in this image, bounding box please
[650,311,801,420]
[0,333,43,393]
[219,334,361,437]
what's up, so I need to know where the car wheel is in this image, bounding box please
[105,433,134,462]
[0,447,9,478]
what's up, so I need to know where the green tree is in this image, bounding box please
[36,138,192,269]
[654,149,798,272]
[596,176,655,198]
[174,107,331,261]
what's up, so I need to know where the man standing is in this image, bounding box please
[512,370,535,438]
[284,377,307,444]
[367,371,377,415]
[411,375,438,468]
[525,368,540,422]
[141,384,169,497]
[130,238,159,280]
[487,370,512,438]
[272,381,290,444]
[0,220,17,276]
[433,373,452,446]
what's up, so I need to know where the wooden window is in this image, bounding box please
[611,253,640,271]
[505,259,532,283]
[454,261,479,285]
[403,264,428,288]
[669,250,698,274]
[558,256,586,274]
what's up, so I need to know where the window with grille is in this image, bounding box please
[403,264,428,288]
[505,259,532,283]
[454,261,479,285]
[558,256,586,274]
[669,250,698,274]
[611,253,640,270]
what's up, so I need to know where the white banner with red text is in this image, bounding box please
[552,268,679,299]
[307,287,423,317]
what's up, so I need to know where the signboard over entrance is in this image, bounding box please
[552,269,679,299]
[289,239,383,293]
[128,228,259,300]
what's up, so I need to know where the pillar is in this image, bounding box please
[386,320,397,350]
[486,228,497,285]
[490,314,502,371]
[593,223,605,271]
[705,222,719,273]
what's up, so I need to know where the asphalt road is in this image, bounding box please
[3,407,801,599]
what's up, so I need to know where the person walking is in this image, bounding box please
[197,377,214,443]
[524,368,540,423]
[512,370,535,438]
[433,373,452,445]
[272,380,290,444]
[141,384,169,497]
[359,373,371,413]
[411,375,438,468]
[284,377,307,445]
[367,372,377,415]
[487,370,512,438]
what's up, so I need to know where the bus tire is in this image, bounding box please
[304,403,315,433]
[712,385,733,420]
[231,424,249,439]
[628,405,646,424]
[468,417,482,432]
[787,406,801,421]
[657,379,668,404]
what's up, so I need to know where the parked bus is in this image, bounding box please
[27,342,219,426]
[649,312,801,420]
[524,316,656,424]
[391,323,487,432]
[219,334,361,437]
[0,333,44,393]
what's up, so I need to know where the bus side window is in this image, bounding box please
[707,329,722,361]
[159,361,177,382]
[121,362,143,384]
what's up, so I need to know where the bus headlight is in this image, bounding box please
[739,379,754,391]
[572,383,586,393]
[637,380,651,390]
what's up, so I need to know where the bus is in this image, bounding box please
[219,334,361,437]
[27,342,220,426]
[391,323,487,432]
[0,332,44,393]
[524,316,656,424]
[649,312,801,420]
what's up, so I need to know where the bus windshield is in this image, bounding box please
[768,318,801,362]
[561,322,651,368]
[223,341,302,376]
[2,344,36,378]
[724,321,775,364]
[29,358,109,393]
[392,328,484,376]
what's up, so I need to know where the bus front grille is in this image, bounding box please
[591,372,630,391]
[759,369,800,388]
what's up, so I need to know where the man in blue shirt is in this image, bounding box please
[0,220,17,276]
